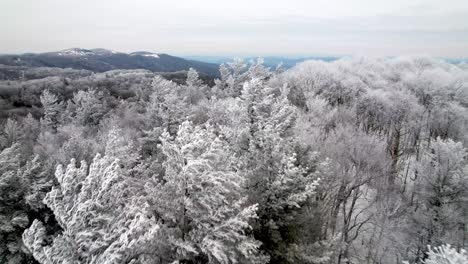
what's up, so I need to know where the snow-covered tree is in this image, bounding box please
[19,113,41,158]
[72,89,109,126]
[183,68,206,105]
[146,121,268,264]
[246,58,272,81]
[23,153,161,264]
[104,127,140,170]
[234,79,325,263]
[404,137,468,262]
[423,244,468,264]
[213,59,249,97]
[0,144,52,264]
[186,68,203,88]
[1,118,20,149]
[39,90,63,132]
[145,76,186,135]
[0,144,26,264]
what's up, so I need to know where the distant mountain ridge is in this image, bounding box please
[183,55,468,69]
[0,48,220,77]
[182,55,341,69]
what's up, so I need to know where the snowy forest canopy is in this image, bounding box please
[1,57,468,264]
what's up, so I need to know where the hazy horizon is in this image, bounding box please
[1,48,467,62]
[0,47,347,58]
[2,0,468,57]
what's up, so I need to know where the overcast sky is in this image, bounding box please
[1,0,468,57]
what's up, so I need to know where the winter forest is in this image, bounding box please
[0,56,467,264]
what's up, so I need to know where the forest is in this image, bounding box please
[0,57,468,264]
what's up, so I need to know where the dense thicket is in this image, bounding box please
[0,57,467,264]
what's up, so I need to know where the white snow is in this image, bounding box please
[58,49,93,56]
[143,54,160,58]
[130,52,160,58]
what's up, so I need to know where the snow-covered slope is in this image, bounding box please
[0,48,219,77]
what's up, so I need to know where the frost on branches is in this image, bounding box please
[403,244,468,264]
[0,144,52,264]
[238,79,325,263]
[423,245,468,264]
[146,121,268,264]
[23,122,267,264]
[23,154,161,264]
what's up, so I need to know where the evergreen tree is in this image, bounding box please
[23,154,161,264]
[146,121,268,264]
[39,90,63,132]
[406,137,468,262]
[237,79,324,263]
[0,145,52,264]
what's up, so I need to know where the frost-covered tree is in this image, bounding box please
[39,90,63,132]
[145,76,186,135]
[423,244,468,264]
[19,113,41,158]
[183,68,206,105]
[234,79,325,263]
[355,89,423,185]
[213,59,249,97]
[72,89,109,126]
[104,127,141,173]
[404,137,468,262]
[186,68,203,88]
[23,153,161,264]
[1,118,20,149]
[246,58,272,81]
[0,144,26,264]
[0,144,52,264]
[146,121,268,264]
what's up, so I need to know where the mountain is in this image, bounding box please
[0,48,220,77]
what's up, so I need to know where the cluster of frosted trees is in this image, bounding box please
[0,57,467,264]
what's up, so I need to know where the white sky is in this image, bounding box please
[1,0,468,57]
